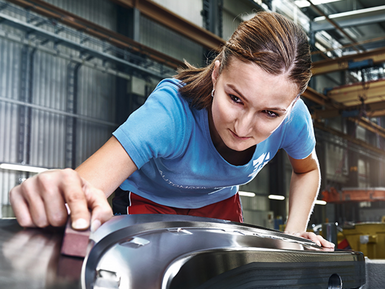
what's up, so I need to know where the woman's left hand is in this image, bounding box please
[284,230,335,248]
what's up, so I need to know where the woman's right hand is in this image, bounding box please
[9,168,113,231]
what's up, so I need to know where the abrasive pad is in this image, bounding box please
[60,218,90,258]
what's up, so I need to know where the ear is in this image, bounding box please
[211,60,221,88]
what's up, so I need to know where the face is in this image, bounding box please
[210,58,299,152]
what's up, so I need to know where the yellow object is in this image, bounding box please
[337,231,344,244]
[342,222,385,259]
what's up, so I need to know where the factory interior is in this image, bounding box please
[0,0,385,288]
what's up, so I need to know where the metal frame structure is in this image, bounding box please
[7,0,185,69]
[0,0,177,173]
[109,0,225,50]
[0,2,175,79]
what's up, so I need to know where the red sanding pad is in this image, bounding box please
[60,218,91,258]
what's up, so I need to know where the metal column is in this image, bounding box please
[17,44,36,180]
[66,62,81,169]
[268,150,287,224]
[202,0,223,38]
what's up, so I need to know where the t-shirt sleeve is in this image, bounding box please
[113,79,189,169]
[281,99,316,159]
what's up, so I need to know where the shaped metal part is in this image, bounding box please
[81,215,365,289]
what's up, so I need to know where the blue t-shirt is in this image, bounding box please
[113,78,315,208]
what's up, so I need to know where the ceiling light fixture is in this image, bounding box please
[315,200,327,205]
[239,191,256,197]
[294,0,341,8]
[268,195,285,201]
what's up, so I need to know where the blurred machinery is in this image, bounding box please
[341,223,385,260]
[322,187,385,203]
[322,187,385,259]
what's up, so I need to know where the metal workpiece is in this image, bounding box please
[0,216,366,289]
[83,215,366,289]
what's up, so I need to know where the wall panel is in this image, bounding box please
[0,1,118,216]
[44,0,117,31]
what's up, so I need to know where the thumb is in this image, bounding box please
[59,170,91,230]
[83,184,113,232]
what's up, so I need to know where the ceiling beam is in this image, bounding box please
[314,120,385,157]
[109,0,225,51]
[312,101,385,119]
[348,117,385,139]
[312,100,385,119]
[327,78,385,106]
[307,0,361,52]
[7,0,185,69]
[311,36,385,58]
[312,5,385,32]
[367,110,385,118]
[312,46,385,75]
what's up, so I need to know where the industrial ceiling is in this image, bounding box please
[299,0,385,117]
[294,0,385,156]
[4,0,385,154]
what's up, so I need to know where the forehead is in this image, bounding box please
[220,58,299,105]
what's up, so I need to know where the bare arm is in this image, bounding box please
[284,149,334,248]
[76,136,138,198]
[10,136,137,231]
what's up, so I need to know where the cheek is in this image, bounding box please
[212,99,231,127]
[253,119,283,138]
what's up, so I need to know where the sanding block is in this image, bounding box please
[60,218,91,258]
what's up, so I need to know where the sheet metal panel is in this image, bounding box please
[29,50,67,169]
[76,66,116,167]
[0,216,367,289]
[0,13,118,217]
[0,37,23,210]
[84,215,366,289]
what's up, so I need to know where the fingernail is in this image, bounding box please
[91,219,101,232]
[72,218,89,230]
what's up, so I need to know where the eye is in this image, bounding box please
[229,94,243,104]
[263,110,279,118]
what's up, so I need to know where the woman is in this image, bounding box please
[9,11,333,247]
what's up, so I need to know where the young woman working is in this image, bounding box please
[9,11,334,248]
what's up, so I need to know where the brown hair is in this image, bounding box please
[175,11,312,109]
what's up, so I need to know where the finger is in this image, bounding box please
[19,178,49,228]
[9,186,35,228]
[317,235,335,248]
[40,180,68,227]
[303,232,322,246]
[83,185,113,232]
[59,169,91,230]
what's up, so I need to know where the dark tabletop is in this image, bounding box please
[0,219,82,289]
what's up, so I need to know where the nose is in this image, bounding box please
[234,112,254,137]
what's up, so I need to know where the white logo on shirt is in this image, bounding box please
[248,152,270,178]
[159,170,208,189]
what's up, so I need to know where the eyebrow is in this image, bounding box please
[228,84,288,113]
